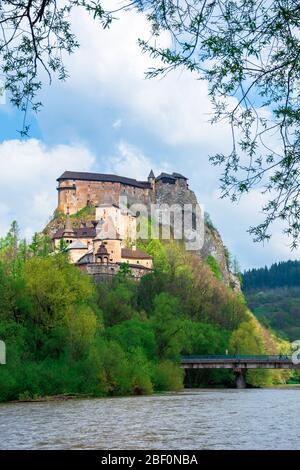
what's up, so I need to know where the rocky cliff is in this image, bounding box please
[154,183,240,289]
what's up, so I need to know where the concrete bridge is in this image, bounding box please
[181,355,300,388]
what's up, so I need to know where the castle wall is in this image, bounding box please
[79,263,152,283]
[95,206,136,241]
[69,248,88,264]
[58,179,152,214]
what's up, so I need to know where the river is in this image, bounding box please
[0,388,299,449]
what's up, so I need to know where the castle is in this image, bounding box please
[53,170,189,281]
[57,170,189,215]
[52,169,237,286]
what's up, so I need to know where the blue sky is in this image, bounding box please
[0,8,298,270]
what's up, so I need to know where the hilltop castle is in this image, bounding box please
[57,170,189,215]
[53,170,189,281]
[51,169,238,287]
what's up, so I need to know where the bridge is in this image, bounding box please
[181,355,300,388]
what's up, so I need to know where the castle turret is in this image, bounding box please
[148,169,155,190]
[62,212,75,237]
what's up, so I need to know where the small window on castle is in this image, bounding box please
[111,250,114,253]
[137,260,140,264]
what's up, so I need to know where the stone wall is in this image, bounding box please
[57,179,151,214]
[79,263,152,283]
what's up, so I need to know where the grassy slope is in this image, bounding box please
[245,287,300,341]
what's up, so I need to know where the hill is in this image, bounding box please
[0,222,291,401]
[243,260,300,341]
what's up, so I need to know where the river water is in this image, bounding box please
[0,388,300,449]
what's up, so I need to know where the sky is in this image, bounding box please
[0,7,298,270]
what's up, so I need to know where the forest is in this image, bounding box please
[242,261,300,341]
[0,222,291,402]
[243,261,300,291]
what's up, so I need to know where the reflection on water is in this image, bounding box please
[0,388,300,449]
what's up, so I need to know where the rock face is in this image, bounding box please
[155,183,239,288]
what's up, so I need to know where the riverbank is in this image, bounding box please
[6,381,300,405]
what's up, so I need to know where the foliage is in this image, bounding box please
[245,287,300,342]
[2,2,300,242]
[230,313,292,386]
[206,255,222,280]
[243,260,300,342]
[0,222,291,401]
[243,260,300,291]
[134,0,300,247]
[204,212,215,232]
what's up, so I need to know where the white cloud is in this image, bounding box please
[0,139,95,237]
[0,8,295,269]
[63,9,233,151]
[107,141,168,180]
[199,187,300,269]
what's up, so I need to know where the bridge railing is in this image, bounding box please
[181,355,292,361]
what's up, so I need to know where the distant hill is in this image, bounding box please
[243,260,300,291]
[242,260,300,341]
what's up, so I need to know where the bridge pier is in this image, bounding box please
[234,368,247,389]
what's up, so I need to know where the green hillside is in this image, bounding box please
[0,222,291,402]
[243,260,300,341]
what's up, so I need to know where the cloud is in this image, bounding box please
[107,141,168,180]
[199,187,300,269]
[0,7,296,269]
[0,139,95,237]
[61,9,233,151]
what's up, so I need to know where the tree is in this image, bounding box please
[23,253,95,328]
[151,292,184,359]
[0,221,27,277]
[2,1,300,244]
[0,0,113,134]
[137,1,300,247]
